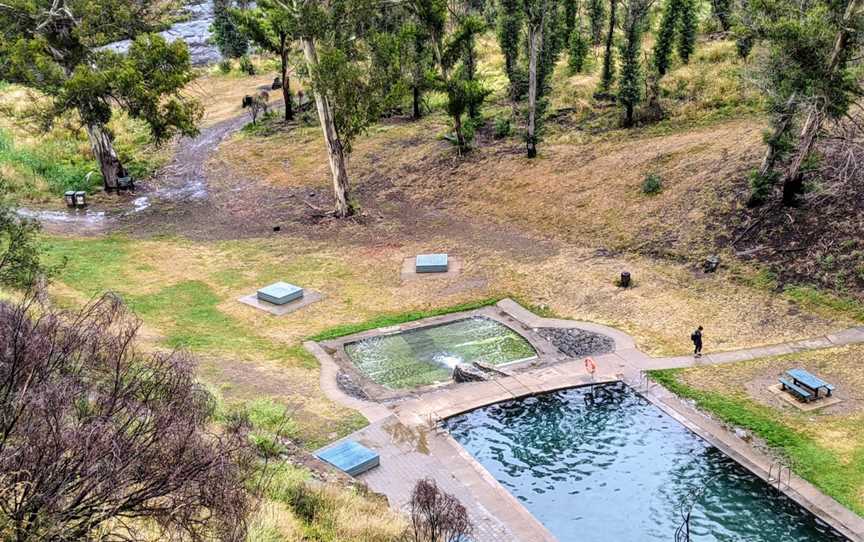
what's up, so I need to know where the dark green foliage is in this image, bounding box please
[641,173,663,194]
[494,115,513,137]
[653,0,681,76]
[0,200,49,289]
[212,0,249,59]
[597,0,618,94]
[568,27,590,72]
[618,0,649,126]
[238,55,255,75]
[747,169,779,206]
[564,0,579,37]
[219,59,233,73]
[711,0,732,31]
[735,32,754,58]
[588,0,607,45]
[498,0,525,100]
[677,0,697,63]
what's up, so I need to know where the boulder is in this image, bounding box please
[452,363,488,383]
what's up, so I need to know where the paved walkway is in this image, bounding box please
[308,298,864,542]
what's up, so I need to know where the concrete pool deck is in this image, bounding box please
[306,298,864,542]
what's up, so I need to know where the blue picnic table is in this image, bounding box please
[785,368,835,399]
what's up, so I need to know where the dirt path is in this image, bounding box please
[19,111,249,237]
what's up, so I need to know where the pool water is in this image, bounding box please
[343,317,536,389]
[446,385,846,542]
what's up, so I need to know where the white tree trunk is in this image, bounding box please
[526,11,544,159]
[301,37,352,218]
[86,123,125,191]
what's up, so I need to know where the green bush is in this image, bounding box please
[239,55,256,75]
[219,59,232,73]
[493,115,512,139]
[641,173,663,195]
[0,129,99,194]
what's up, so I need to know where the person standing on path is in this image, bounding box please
[691,326,704,358]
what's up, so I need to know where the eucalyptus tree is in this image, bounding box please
[213,0,250,59]
[235,0,298,121]
[289,0,407,216]
[0,0,201,191]
[743,0,863,205]
[525,0,565,156]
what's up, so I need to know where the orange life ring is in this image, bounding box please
[584,357,597,374]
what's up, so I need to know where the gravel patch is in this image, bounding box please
[537,327,615,358]
[337,371,370,400]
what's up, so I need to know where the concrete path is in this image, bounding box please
[308,298,864,542]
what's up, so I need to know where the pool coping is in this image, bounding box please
[307,299,864,542]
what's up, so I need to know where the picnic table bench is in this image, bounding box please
[779,377,814,402]
[779,368,835,402]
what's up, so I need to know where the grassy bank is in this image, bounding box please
[650,359,864,515]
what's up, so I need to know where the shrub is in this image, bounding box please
[0,294,255,540]
[219,59,233,73]
[641,173,663,195]
[493,115,513,138]
[409,478,473,542]
[239,55,256,75]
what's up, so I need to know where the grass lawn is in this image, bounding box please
[650,344,864,515]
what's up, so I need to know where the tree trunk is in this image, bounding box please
[758,94,797,178]
[453,112,466,153]
[301,37,351,218]
[781,0,859,203]
[413,84,421,119]
[600,0,618,92]
[526,14,544,159]
[281,40,293,122]
[782,106,821,204]
[86,123,126,191]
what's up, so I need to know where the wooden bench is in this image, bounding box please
[779,377,814,402]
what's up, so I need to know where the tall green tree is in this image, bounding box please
[597,0,619,94]
[292,0,406,216]
[568,25,590,72]
[618,0,650,126]
[213,0,250,59]
[711,0,732,31]
[0,2,202,191]
[677,0,697,63]
[235,0,297,121]
[653,0,682,75]
[498,0,525,100]
[588,0,607,45]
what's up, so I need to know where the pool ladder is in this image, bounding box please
[768,460,792,491]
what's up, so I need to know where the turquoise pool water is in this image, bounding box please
[343,317,536,389]
[446,384,846,542]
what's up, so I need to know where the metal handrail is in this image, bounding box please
[768,460,792,491]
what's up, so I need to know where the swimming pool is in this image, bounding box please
[446,384,846,542]
[343,316,536,389]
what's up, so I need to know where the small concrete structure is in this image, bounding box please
[401,256,462,281]
[238,285,323,316]
[315,440,380,476]
[257,282,303,305]
[415,253,449,273]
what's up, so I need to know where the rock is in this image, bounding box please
[703,255,721,273]
[734,427,751,441]
[452,364,488,383]
[537,328,615,358]
[336,371,370,400]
